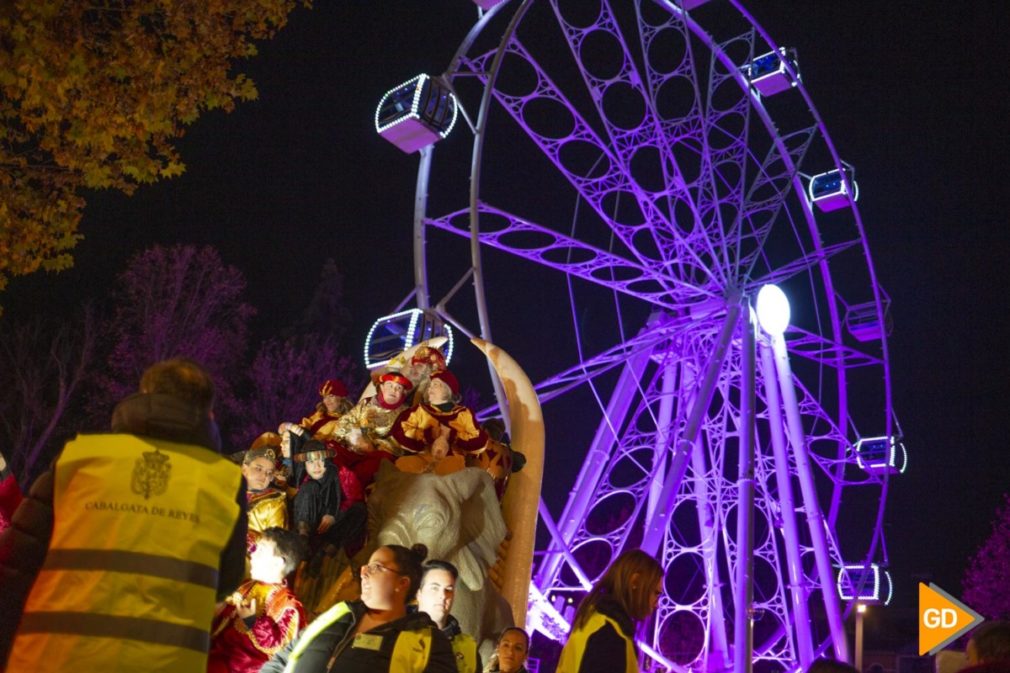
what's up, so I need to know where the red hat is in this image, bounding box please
[430,369,459,396]
[411,346,447,372]
[378,370,413,391]
[319,379,348,398]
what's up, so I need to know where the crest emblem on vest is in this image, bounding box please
[132,448,171,499]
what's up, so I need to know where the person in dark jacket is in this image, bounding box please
[963,621,1010,673]
[261,543,456,673]
[291,439,367,560]
[416,559,481,673]
[556,549,665,673]
[0,357,248,672]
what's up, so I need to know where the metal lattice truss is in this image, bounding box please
[410,0,898,670]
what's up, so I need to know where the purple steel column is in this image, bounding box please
[734,307,756,673]
[771,335,850,663]
[647,360,679,523]
[413,145,433,309]
[641,299,741,556]
[466,0,533,421]
[759,341,813,667]
[691,423,730,669]
[535,341,653,588]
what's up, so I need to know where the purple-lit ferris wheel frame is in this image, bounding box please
[402,1,898,670]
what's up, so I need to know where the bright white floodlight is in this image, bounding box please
[756,284,791,336]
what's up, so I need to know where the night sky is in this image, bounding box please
[8,0,1009,645]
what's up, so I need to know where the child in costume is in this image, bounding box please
[242,445,287,551]
[291,440,365,552]
[208,527,307,673]
[290,440,367,614]
[391,369,489,474]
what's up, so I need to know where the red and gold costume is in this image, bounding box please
[299,407,343,439]
[391,403,489,457]
[247,487,288,550]
[208,579,304,673]
[0,453,22,534]
[331,395,406,453]
[298,379,352,439]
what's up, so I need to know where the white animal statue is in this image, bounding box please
[368,462,514,653]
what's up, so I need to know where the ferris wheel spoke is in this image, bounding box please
[547,0,734,287]
[641,10,754,284]
[475,314,690,420]
[462,44,671,278]
[463,37,723,292]
[781,326,883,369]
[736,125,820,282]
[426,203,719,311]
[746,238,859,289]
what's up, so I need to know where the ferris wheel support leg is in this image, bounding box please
[690,416,731,670]
[646,360,679,524]
[641,299,741,557]
[770,335,850,663]
[412,146,434,309]
[759,342,815,668]
[734,308,757,673]
[534,343,653,588]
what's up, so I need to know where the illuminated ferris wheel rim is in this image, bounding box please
[409,0,893,434]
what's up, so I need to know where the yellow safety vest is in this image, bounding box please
[284,601,435,673]
[556,611,639,673]
[450,631,478,673]
[7,433,242,673]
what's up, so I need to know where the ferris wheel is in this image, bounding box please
[372,0,902,670]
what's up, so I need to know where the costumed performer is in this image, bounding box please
[291,440,366,557]
[329,369,413,489]
[392,369,489,474]
[243,444,287,551]
[208,527,307,673]
[0,449,22,535]
[279,378,352,440]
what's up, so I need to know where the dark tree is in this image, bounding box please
[291,258,353,348]
[96,244,255,440]
[0,307,98,482]
[963,494,1010,620]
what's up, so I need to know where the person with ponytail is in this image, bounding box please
[556,549,665,673]
[261,543,456,673]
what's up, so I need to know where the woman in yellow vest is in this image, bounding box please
[556,549,665,673]
[261,543,457,673]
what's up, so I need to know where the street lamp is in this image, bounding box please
[757,282,851,663]
[855,602,868,672]
[756,284,791,336]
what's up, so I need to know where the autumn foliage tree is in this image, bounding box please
[97,244,255,437]
[0,0,308,296]
[963,494,1010,620]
